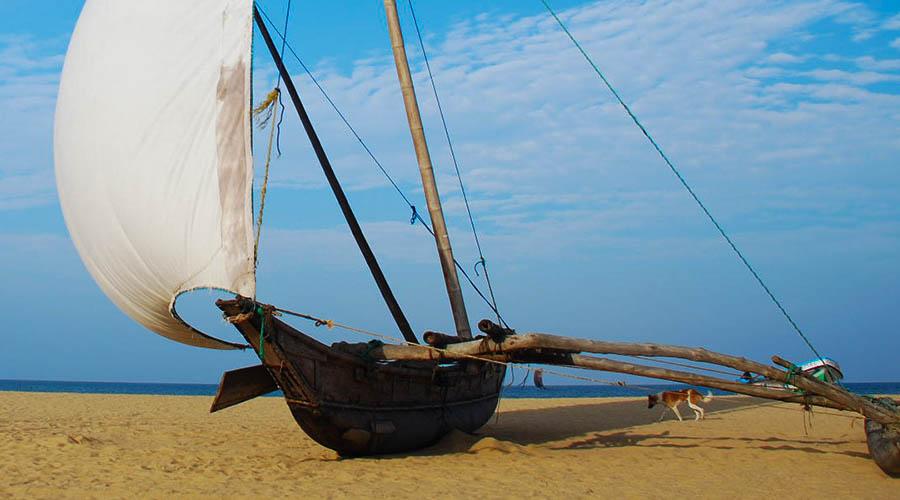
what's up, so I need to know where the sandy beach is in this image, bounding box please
[0,392,894,498]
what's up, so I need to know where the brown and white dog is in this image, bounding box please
[648,389,713,421]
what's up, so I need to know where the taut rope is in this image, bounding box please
[539,0,826,363]
[252,88,281,274]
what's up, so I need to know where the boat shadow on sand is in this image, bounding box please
[405,396,869,460]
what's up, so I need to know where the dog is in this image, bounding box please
[647,389,713,421]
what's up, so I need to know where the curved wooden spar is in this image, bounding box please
[335,342,844,410]
[335,329,900,425]
[437,330,899,424]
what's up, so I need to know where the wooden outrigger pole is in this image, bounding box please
[384,0,472,339]
[334,322,900,428]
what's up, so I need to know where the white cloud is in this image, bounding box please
[0,1,896,378]
[0,35,61,210]
[256,0,900,251]
[0,171,55,210]
[884,14,900,30]
[892,38,900,50]
[3,0,899,262]
[854,55,900,71]
[805,68,900,85]
[767,52,806,64]
[851,30,875,42]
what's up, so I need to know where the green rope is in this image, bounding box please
[257,307,266,362]
[783,364,804,393]
[539,0,826,364]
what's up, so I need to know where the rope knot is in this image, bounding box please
[314,318,335,329]
[252,87,282,269]
[253,88,281,128]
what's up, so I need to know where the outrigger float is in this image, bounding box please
[54,0,899,475]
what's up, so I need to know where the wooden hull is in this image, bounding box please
[217,299,504,456]
[865,399,900,477]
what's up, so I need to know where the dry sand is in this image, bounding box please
[0,392,895,498]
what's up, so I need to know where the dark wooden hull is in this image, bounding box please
[865,398,900,477]
[217,299,504,456]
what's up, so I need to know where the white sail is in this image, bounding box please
[54,0,255,349]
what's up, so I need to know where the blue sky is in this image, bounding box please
[1,0,899,384]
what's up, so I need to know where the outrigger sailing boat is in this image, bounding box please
[55,0,899,473]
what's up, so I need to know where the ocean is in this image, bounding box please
[1,379,898,399]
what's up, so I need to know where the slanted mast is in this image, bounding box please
[253,7,419,345]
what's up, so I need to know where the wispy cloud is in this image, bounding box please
[0,232,68,257]
[854,55,900,71]
[257,0,900,255]
[0,35,62,211]
[884,13,900,30]
[4,0,900,258]
[0,171,55,210]
[804,68,900,85]
[767,52,806,64]
[0,0,897,380]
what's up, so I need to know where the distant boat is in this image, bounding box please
[742,357,843,391]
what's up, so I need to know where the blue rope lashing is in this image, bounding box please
[273,0,292,157]
[474,257,486,277]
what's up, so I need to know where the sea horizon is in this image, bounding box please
[2,379,898,399]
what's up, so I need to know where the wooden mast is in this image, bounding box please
[383,0,472,339]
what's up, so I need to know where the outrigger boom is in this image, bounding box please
[339,321,899,425]
[214,297,900,474]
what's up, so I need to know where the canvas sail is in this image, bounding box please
[54,0,255,349]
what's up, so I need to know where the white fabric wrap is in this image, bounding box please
[54,0,255,349]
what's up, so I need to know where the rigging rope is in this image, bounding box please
[406,0,502,324]
[256,6,510,328]
[273,0,293,156]
[256,306,268,361]
[252,3,293,272]
[627,355,743,378]
[252,88,281,271]
[538,0,826,364]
